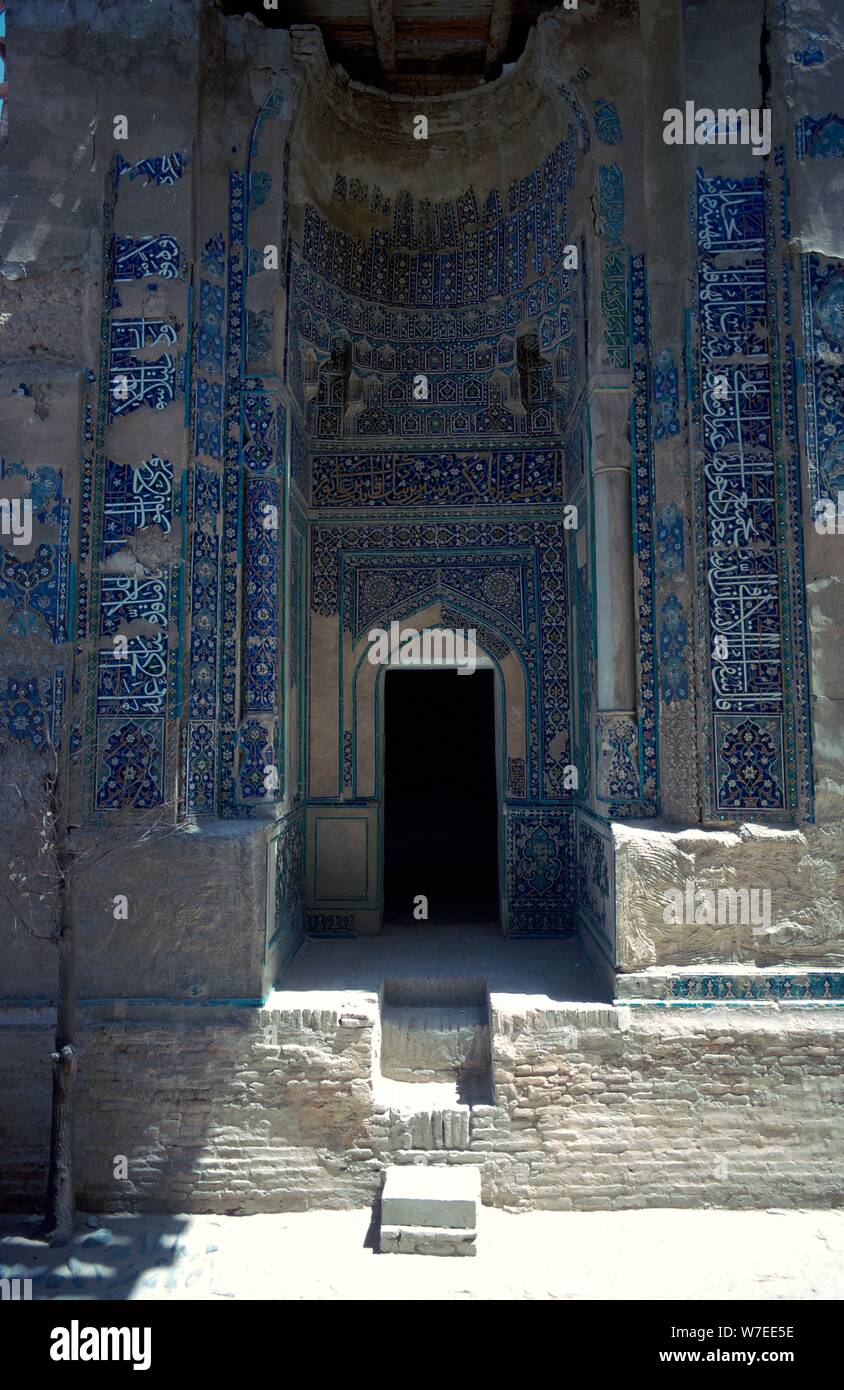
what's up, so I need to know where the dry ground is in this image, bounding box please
[1,1207,842,1300]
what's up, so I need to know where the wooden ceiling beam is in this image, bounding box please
[485,0,513,77]
[369,0,397,73]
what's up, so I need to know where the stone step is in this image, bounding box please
[381,1162,481,1230]
[381,1225,477,1257]
[380,1004,489,1077]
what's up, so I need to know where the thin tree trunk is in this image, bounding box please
[42,875,76,1245]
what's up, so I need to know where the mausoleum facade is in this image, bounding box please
[1,0,842,1215]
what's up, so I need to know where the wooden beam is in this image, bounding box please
[369,0,397,74]
[485,0,513,77]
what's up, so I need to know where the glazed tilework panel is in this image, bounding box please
[598,163,627,369]
[236,717,276,803]
[311,519,570,802]
[310,379,559,441]
[301,139,574,308]
[113,234,181,281]
[0,462,70,643]
[189,130,289,816]
[694,170,809,819]
[595,714,640,804]
[243,391,284,474]
[575,812,614,963]
[294,272,576,353]
[622,257,658,815]
[656,503,685,579]
[652,349,680,439]
[572,551,593,805]
[660,594,689,704]
[215,173,246,816]
[114,151,188,187]
[107,317,179,419]
[668,974,844,1002]
[800,255,844,511]
[332,176,575,251]
[95,718,165,810]
[243,477,280,713]
[228,180,285,811]
[102,456,172,553]
[293,252,580,448]
[289,515,306,805]
[794,114,844,160]
[80,169,189,813]
[269,807,306,964]
[96,633,167,714]
[346,556,529,641]
[506,808,575,937]
[312,450,565,507]
[187,238,224,815]
[593,99,622,146]
[0,673,65,751]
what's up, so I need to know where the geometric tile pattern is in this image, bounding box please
[800,254,844,513]
[218,171,247,815]
[629,256,658,812]
[667,974,844,1001]
[243,477,280,714]
[311,518,570,802]
[506,807,575,937]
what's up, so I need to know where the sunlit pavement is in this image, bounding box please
[2,1207,842,1300]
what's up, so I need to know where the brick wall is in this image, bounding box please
[1,998,841,1213]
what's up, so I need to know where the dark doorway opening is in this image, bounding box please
[383,669,499,926]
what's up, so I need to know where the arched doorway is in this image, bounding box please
[382,663,501,928]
